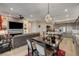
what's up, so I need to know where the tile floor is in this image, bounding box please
[0,45,28,56]
[0,38,77,56]
[60,38,77,56]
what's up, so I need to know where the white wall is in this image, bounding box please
[31,21,53,33]
[31,21,46,33]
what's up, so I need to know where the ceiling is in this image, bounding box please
[0,3,79,21]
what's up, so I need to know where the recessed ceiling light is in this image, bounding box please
[65,9,68,12]
[10,8,13,11]
[30,15,33,18]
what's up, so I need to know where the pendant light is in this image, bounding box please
[45,3,52,23]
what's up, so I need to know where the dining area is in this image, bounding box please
[0,1,79,59]
[0,3,78,56]
[26,31,64,56]
[0,31,77,56]
[0,30,64,56]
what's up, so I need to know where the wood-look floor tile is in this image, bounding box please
[60,38,77,56]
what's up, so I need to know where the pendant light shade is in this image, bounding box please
[45,14,52,22]
[45,3,52,23]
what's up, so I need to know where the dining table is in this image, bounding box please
[32,36,62,50]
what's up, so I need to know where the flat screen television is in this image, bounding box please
[9,21,23,29]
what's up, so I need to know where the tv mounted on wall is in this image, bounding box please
[9,21,23,29]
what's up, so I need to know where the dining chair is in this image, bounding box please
[35,41,46,56]
[34,40,56,56]
[26,39,37,56]
[26,39,33,56]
